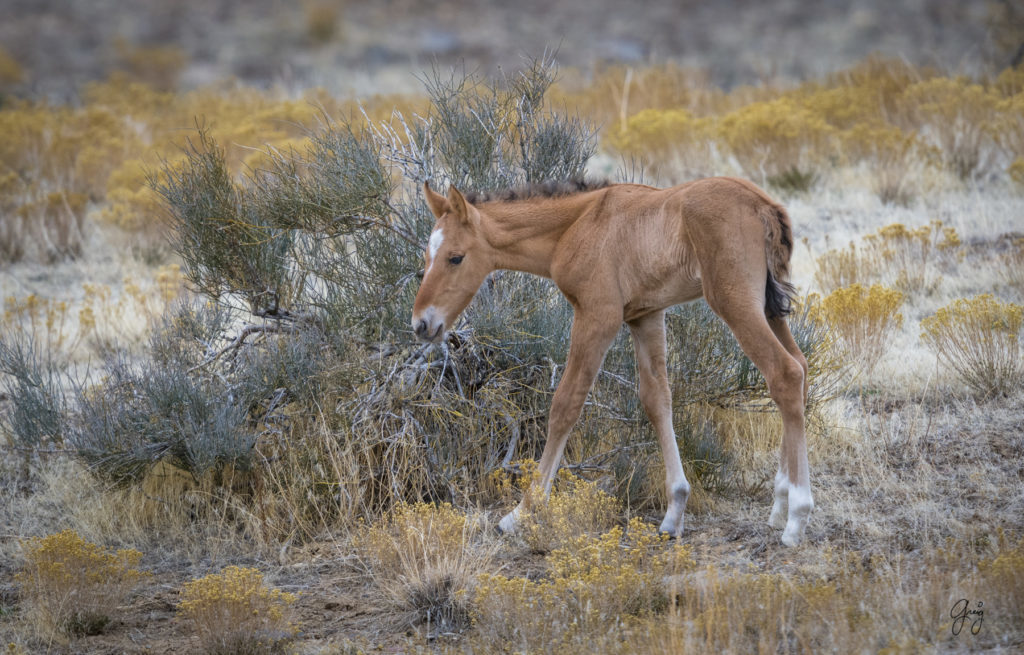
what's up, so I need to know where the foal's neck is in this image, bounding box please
[478,193,601,278]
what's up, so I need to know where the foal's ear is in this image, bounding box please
[447,186,472,226]
[423,181,448,218]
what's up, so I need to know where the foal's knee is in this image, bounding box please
[768,357,805,410]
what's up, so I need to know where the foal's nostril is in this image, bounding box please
[415,319,429,339]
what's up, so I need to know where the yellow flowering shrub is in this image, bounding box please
[809,284,904,377]
[866,220,960,295]
[977,533,1024,624]
[993,94,1024,169]
[97,157,171,232]
[495,465,621,553]
[921,294,1024,396]
[605,108,714,176]
[816,220,961,296]
[15,529,146,638]
[898,76,1001,180]
[2,293,78,354]
[178,566,297,655]
[840,123,932,204]
[353,502,494,628]
[472,518,694,652]
[828,56,930,119]
[718,96,834,187]
[550,64,728,133]
[1011,156,1024,187]
[814,240,878,294]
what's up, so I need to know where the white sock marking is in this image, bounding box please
[781,482,813,547]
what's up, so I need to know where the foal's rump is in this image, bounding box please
[673,177,796,319]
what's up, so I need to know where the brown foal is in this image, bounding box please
[411,177,813,546]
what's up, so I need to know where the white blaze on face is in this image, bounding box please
[427,229,444,272]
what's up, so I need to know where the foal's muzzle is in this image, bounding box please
[413,315,444,343]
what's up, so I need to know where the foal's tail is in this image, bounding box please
[760,202,796,319]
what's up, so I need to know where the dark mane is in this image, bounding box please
[464,178,611,204]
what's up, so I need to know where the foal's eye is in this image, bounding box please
[448,254,464,265]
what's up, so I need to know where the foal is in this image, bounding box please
[411,178,813,546]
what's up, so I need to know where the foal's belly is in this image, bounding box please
[622,276,704,322]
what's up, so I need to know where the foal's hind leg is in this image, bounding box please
[769,316,809,404]
[628,311,690,537]
[705,294,813,546]
[767,316,809,530]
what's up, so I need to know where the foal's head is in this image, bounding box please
[411,182,492,343]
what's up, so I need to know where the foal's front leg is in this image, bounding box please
[498,311,621,534]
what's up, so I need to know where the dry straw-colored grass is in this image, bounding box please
[353,502,498,631]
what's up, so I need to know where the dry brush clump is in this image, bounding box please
[177,566,298,655]
[353,502,497,631]
[15,529,147,641]
[1,59,609,549]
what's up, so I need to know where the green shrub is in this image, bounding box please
[0,334,66,448]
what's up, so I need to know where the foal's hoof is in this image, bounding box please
[780,524,805,547]
[779,487,813,547]
[497,508,520,535]
[658,520,684,540]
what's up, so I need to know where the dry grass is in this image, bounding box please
[352,503,497,632]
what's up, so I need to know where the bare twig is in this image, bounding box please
[188,323,285,373]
